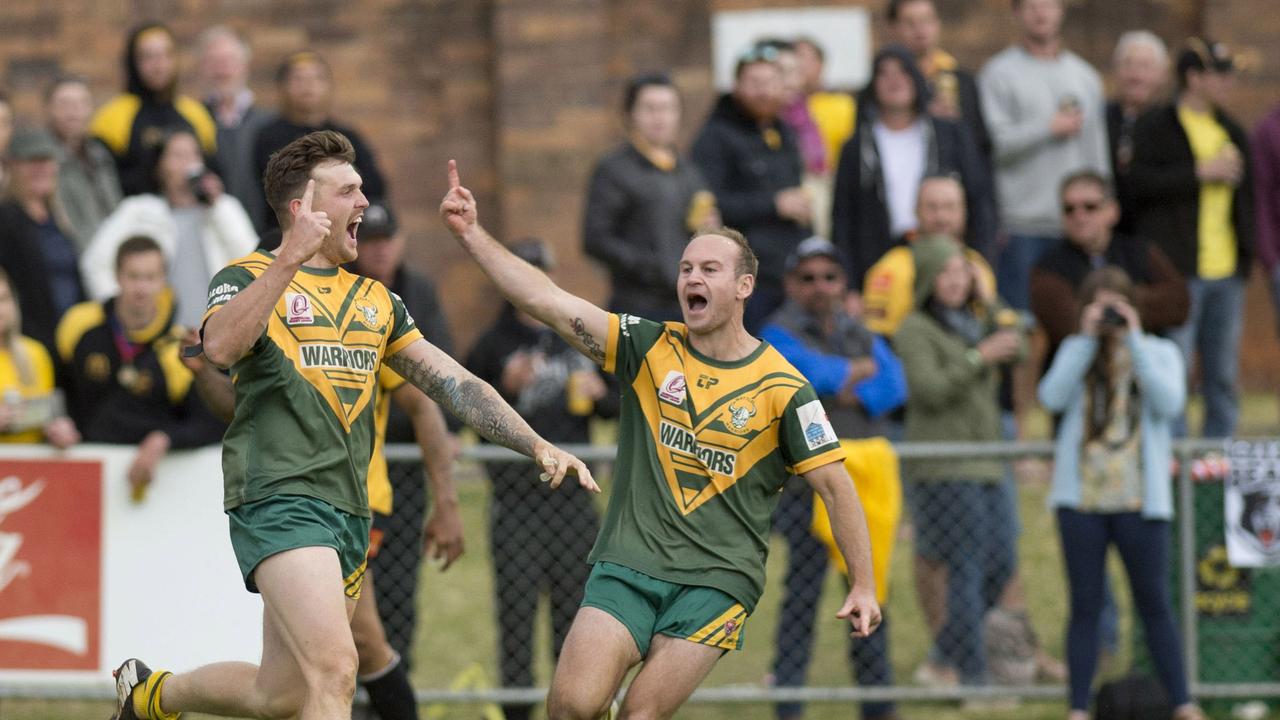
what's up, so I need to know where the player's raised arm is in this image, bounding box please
[440,161,611,365]
[203,180,329,368]
[386,338,599,493]
[803,460,882,638]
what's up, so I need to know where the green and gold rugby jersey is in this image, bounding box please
[203,250,423,517]
[592,313,846,611]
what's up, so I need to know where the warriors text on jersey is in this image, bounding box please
[203,250,422,517]
[592,313,845,611]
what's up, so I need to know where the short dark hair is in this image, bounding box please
[1059,169,1114,200]
[263,130,356,228]
[276,50,331,85]
[116,235,164,271]
[887,0,934,22]
[623,72,678,115]
[691,227,759,278]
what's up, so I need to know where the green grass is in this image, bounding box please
[6,395,1277,720]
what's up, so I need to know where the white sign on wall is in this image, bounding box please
[711,6,872,92]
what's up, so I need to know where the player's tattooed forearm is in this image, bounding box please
[387,353,538,456]
[571,317,605,362]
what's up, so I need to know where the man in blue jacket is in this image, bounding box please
[760,236,907,720]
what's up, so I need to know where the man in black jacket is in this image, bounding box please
[831,45,995,298]
[1129,38,1253,438]
[692,43,810,331]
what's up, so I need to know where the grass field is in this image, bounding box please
[4,395,1278,720]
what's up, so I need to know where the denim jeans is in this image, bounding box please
[770,481,896,719]
[1056,509,1190,711]
[1168,275,1244,438]
[996,234,1061,310]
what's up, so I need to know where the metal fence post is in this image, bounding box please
[1176,440,1199,694]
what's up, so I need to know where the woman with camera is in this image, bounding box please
[1039,266,1204,720]
[81,128,256,330]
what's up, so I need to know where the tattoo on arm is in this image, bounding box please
[571,317,605,362]
[387,353,540,456]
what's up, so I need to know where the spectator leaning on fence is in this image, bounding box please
[46,75,125,248]
[1030,170,1188,373]
[90,22,218,197]
[760,236,907,720]
[465,238,618,720]
[0,128,86,357]
[583,72,720,322]
[56,235,226,500]
[893,234,1025,688]
[692,41,811,331]
[0,269,79,448]
[1037,266,1205,720]
[979,0,1110,310]
[1129,38,1253,439]
[81,128,258,331]
[831,45,995,298]
[1105,31,1170,235]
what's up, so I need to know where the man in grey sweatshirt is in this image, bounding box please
[979,0,1110,309]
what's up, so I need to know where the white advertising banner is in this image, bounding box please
[1225,439,1280,567]
[0,445,262,687]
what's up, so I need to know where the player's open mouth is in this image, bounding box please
[347,217,361,241]
[686,292,708,312]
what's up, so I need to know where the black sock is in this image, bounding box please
[360,654,419,720]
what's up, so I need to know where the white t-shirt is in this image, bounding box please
[873,119,927,238]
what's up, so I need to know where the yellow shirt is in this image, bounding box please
[862,245,997,336]
[808,91,856,172]
[0,336,57,444]
[1178,106,1238,279]
[366,367,407,516]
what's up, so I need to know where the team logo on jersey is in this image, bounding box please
[658,370,687,406]
[696,374,719,389]
[354,298,385,331]
[299,343,379,373]
[796,399,837,450]
[286,293,314,325]
[724,396,758,434]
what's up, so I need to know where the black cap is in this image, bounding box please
[1178,37,1235,76]
[785,236,843,273]
[360,203,397,239]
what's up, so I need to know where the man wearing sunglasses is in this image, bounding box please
[1031,170,1188,372]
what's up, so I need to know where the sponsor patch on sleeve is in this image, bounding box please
[207,282,242,309]
[796,399,838,451]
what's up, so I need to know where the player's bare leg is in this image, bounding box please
[147,547,359,719]
[615,634,722,720]
[351,571,420,719]
[546,608,641,720]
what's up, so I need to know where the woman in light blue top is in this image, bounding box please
[1039,266,1204,720]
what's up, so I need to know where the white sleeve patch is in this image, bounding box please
[796,399,838,451]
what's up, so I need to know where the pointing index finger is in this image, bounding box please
[448,160,461,191]
[299,179,315,214]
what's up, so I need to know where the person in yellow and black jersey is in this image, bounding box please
[0,268,79,447]
[56,235,225,496]
[441,160,881,719]
[90,22,218,197]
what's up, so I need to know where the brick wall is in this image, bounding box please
[1,0,1276,389]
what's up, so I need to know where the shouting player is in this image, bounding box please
[441,161,880,720]
[110,131,595,720]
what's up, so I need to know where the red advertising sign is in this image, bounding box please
[0,460,102,670]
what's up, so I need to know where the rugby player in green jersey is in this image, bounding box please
[110,131,596,720]
[441,161,880,720]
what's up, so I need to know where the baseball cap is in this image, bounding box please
[785,236,843,273]
[360,203,398,240]
[8,129,60,161]
[1178,37,1235,75]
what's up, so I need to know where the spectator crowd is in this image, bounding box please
[0,3,1273,719]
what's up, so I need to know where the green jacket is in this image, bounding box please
[894,235,1025,482]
